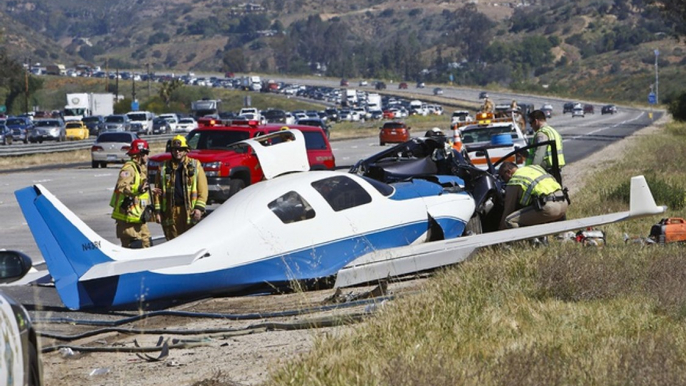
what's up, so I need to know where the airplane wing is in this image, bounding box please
[335,175,666,288]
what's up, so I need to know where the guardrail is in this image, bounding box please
[0,134,175,157]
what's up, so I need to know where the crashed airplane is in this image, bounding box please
[15,130,665,310]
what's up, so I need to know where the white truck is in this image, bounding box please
[241,76,262,91]
[63,93,114,122]
[366,93,382,113]
[343,89,358,107]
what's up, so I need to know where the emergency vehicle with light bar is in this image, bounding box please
[451,112,527,170]
[147,119,335,203]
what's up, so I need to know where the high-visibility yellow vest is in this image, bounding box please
[508,165,561,206]
[110,161,150,223]
[526,125,565,168]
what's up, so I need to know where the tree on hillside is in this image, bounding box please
[645,0,686,37]
[222,48,247,73]
[158,79,184,107]
[0,51,43,114]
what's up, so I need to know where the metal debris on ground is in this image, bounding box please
[325,281,388,304]
[134,336,169,362]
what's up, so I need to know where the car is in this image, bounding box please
[398,82,408,89]
[262,109,287,124]
[382,109,395,119]
[65,120,90,140]
[601,104,618,115]
[177,117,198,132]
[541,104,553,118]
[323,108,339,122]
[296,117,330,138]
[5,116,33,144]
[82,115,106,135]
[433,87,443,96]
[104,114,132,132]
[479,91,489,100]
[29,118,66,143]
[572,106,585,118]
[379,121,411,146]
[416,82,426,88]
[152,117,172,134]
[158,113,179,132]
[375,81,387,90]
[451,110,473,124]
[359,80,368,87]
[583,104,595,114]
[0,123,12,145]
[340,78,349,87]
[90,131,139,168]
[126,111,154,135]
[0,250,43,386]
[563,102,575,114]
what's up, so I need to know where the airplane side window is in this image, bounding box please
[311,176,372,212]
[268,191,315,224]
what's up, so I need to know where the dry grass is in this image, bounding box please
[266,120,686,385]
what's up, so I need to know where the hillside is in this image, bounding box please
[0,0,684,104]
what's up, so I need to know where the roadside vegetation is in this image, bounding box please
[261,119,686,385]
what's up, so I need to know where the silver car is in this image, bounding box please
[29,119,66,143]
[103,114,132,132]
[90,131,139,168]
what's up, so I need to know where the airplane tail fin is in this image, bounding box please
[15,185,117,309]
[629,175,666,217]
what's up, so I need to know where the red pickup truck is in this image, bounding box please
[148,121,335,204]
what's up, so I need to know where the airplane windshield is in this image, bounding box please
[268,191,315,224]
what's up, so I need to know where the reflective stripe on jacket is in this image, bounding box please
[110,161,150,223]
[508,165,562,206]
[156,158,206,226]
[526,125,565,168]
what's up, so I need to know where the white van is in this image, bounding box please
[126,111,154,135]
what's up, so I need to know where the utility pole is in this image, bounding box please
[24,57,29,114]
[105,59,110,93]
[654,49,659,105]
[146,62,151,98]
[132,75,136,102]
[115,68,119,99]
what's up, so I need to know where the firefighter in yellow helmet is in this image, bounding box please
[110,139,152,248]
[497,162,568,230]
[153,135,209,240]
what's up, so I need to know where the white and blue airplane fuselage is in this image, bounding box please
[15,130,476,310]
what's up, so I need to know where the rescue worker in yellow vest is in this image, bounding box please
[110,138,152,248]
[498,162,569,230]
[154,135,208,240]
[525,110,565,183]
[481,97,494,113]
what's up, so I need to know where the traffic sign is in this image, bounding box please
[648,92,656,105]
[0,105,5,113]
[131,100,139,111]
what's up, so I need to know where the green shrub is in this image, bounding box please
[669,92,686,122]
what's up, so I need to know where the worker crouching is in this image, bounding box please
[154,135,209,240]
[498,162,569,229]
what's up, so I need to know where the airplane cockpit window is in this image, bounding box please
[268,191,315,224]
[311,175,372,212]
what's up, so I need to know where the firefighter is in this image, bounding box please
[154,135,209,240]
[481,97,494,113]
[110,139,152,248]
[498,162,568,230]
[525,109,565,183]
